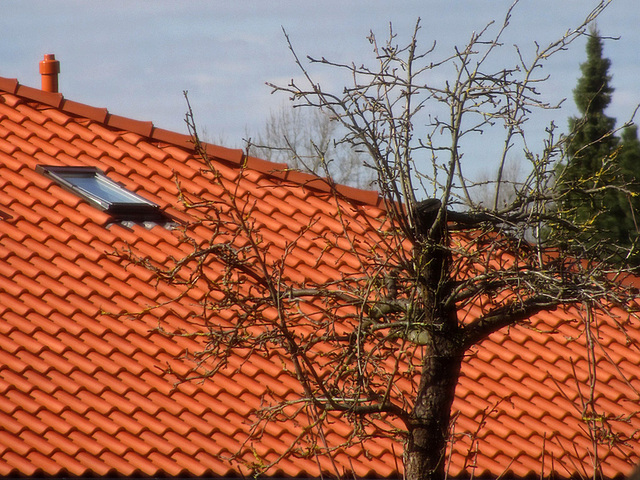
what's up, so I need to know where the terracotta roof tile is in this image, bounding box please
[37,345,71,372]
[0,104,26,125]
[3,119,35,140]
[1,76,639,480]
[151,410,194,436]
[7,347,39,372]
[25,371,58,396]
[39,413,75,436]
[23,431,57,457]
[7,133,41,156]
[13,412,51,439]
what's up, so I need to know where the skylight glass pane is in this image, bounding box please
[68,174,152,206]
[37,165,161,221]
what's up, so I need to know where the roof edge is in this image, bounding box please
[61,98,109,123]
[0,75,383,208]
[0,77,19,94]
[257,159,381,206]
[0,79,65,108]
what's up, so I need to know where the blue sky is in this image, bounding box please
[2,1,638,176]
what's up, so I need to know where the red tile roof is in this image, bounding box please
[1,75,639,478]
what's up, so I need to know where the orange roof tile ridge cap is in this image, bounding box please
[244,155,289,173]
[107,114,154,138]
[60,98,109,124]
[16,84,64,109]
[335,183,382,206]
[150,127,194,151]
[151,129,245,165]
[204,142,244,165]
[0,74,107,122]
[0,75,64,109]
[0,76,19,94]
[245,154,382,207]
[1,74,153,140]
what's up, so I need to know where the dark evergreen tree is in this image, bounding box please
[569,32,616,155]
[558,27,639,260]
[618,125,640,242]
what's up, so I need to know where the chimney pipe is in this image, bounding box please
[39,54,60,93]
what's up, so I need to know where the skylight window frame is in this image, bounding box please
[37,165,163,221]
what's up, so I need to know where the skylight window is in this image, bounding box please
[37,165,163,221]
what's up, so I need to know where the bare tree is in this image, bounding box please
[467,157,526,209]
[121,2,640,480]
[249,103,373,187]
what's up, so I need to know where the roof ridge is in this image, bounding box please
[0,76,383,208]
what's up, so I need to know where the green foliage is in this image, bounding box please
[619,125,640,238]
[558,27,640,263]
[572,29,614,116]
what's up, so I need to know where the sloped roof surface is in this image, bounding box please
[0,76,639,478]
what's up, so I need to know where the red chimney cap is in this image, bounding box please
[39,54,60,93]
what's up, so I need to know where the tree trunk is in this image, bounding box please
[405,332,463,480]
[405,216,461,480]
